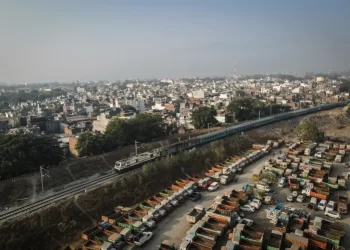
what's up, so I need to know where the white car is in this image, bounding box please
[252,199,262,206]
[292,191,298,197]
[240,205,255,212]
[287,195,294,202]
[208,182,219,192]
[133,232,153,246]
[278,177,286,187]
[326,201,335,212]
[318,200,327,210]
[296,195,305,203]
[249,201,260,210]
[325,210,341,219]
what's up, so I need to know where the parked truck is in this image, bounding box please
[187,225,218,242]
[102,224,136,244]
[220,173,235,185]
[267,230,283,250]
[289,177,299,190]
[134,205,161,222]
[200,216,227,236]
[187,205,206,224]
[147,197,173,213]
[337,195,349,214]
[205,208,233,225]
[305,143,317,156]
[127,211,156,229]
[116,216,148,232]
[140,201,166,217]
[180,234,215,250]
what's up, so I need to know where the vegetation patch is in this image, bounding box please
[0,135,251,250]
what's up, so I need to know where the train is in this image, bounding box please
[114,101,348,172]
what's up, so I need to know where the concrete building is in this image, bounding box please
[192,90,205,99]
[93,113,110,133]
[125,98,146,113]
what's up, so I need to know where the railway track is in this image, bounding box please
[0,171,135,223]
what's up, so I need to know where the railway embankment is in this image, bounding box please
[0,135,252,250]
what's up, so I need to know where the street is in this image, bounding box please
[143,149,279,249]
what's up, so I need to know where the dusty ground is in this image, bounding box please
[143,149,280,249]
[144,147,350,250]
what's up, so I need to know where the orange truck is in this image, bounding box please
[310,190,329,200]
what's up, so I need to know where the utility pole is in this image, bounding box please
[135,140,139,156]
[207,123,210,133]
[259,110,261,120]
[270,102,272,116]
[40,166,50,194]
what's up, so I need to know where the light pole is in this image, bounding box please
[258,110,261,120]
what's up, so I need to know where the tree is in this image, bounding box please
[296,122,325,142]
[260,171,277,183]
[105,114,164,146]
[191,107,218,129]
[227,98,256,122]
[75,132,107,157]
[0,134,63,179]
[211,140,226,160]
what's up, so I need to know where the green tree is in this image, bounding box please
[296,122,325,142]
[75,132,107,157]
[260,171,277,183]
[191,107,218,129]
[0,134,63,179]
[211,140,226,160]
[227,98,256,122]
[105,114,164,145]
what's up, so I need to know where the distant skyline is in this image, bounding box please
[1,0,350,84]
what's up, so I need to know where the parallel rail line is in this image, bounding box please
[1,101,349,223]
[0,171,135,222]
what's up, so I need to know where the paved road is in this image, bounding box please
[143,149,278,249]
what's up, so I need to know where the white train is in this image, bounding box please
[114,150,161,172]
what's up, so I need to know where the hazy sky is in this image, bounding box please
[1,0,350,83]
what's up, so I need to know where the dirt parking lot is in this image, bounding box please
[143,148,350,250]
[143,150,279,249]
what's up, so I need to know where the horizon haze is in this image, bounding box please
[1,0,350,84]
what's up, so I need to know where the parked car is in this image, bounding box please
[240,205,255,212]
[325,210,341,219]
[318,199,327,210]
[251,199,262,206]
[278,177,286,187]
[189,192,201,201]
[296,195,305,203]
[287,195,294,202]
[326,201,335,212]
[208,182,219,192]
[239,218,254,226]
[133,232,153,246]
[292,191,298,197]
